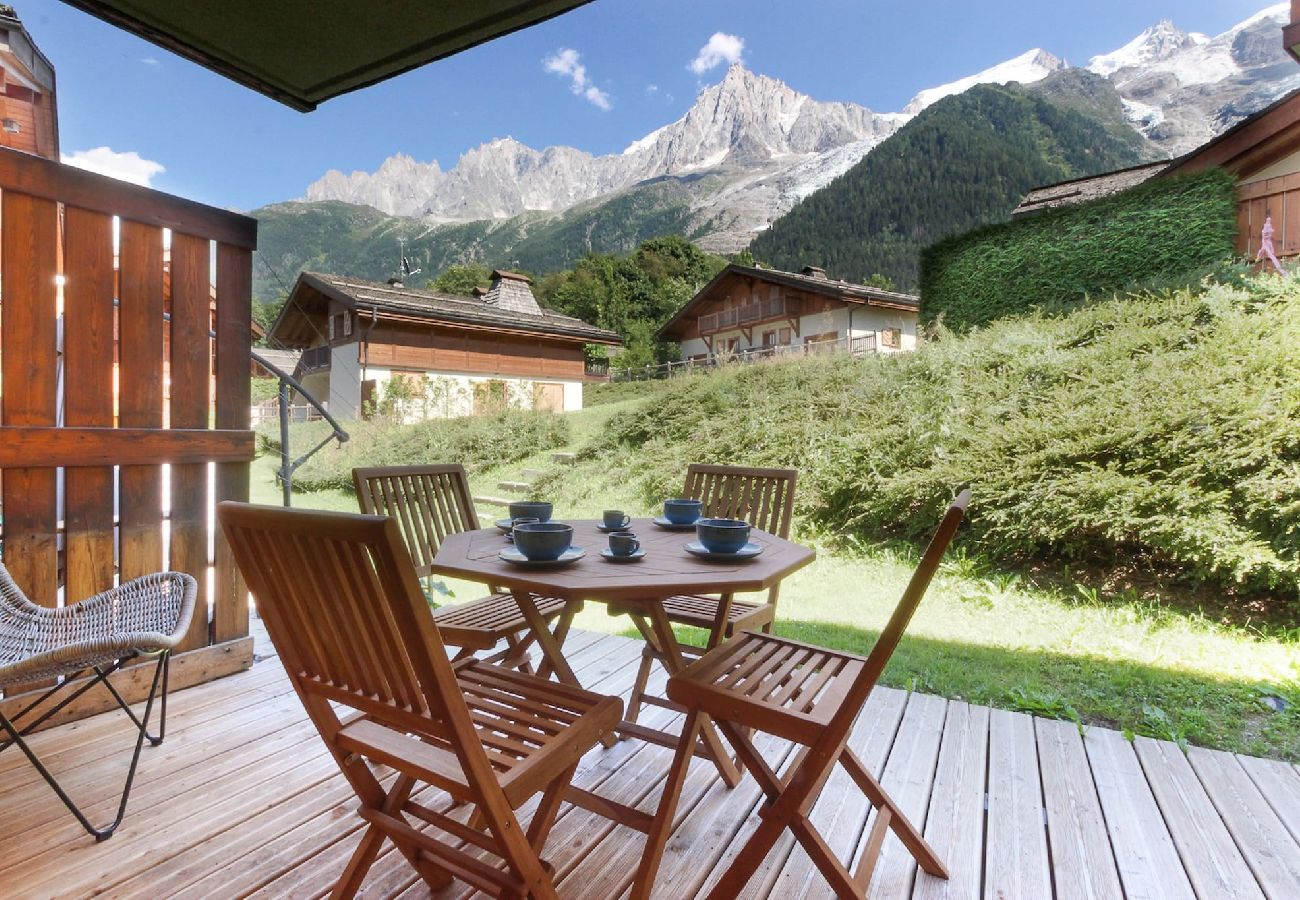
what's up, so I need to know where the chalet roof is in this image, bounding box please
[1013,86,1300,217]
[657,264,920,340]
[251,348,301,377]
[61,0,592,112]
[1012,161,1172,217]
[268,272,621,348]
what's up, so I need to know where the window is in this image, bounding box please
[779,327,792,345]
[327,315,335,340]
[342,312,352,336]
[881,328,902,349]
[762,330,777,348]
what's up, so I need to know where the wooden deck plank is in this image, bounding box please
[862,692,948,900]
[983,708,1051,900]
[1133,737,1263,900]
[1035,718,1124,900]
[2,631,1299,900]
[912,701,989,900]
[1188,747,1300,898]
[1236,754,1300,846]
[1084,726,1195,899]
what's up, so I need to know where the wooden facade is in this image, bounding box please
[0,145,258,726]
[356,317,588,380]
[0,11,58,161]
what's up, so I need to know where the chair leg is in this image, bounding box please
[630,710,704,900]
[624,645,655,729]
[527,762,579,853]
[503,633,537,675]
[0,650,168,841]
[841,748,948,878]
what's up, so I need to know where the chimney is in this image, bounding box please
[801,265,828,280]
[482,270,543,316]
[471,286,487,298]
[386,277,403,288]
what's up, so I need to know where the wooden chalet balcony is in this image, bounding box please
[4,622,1298,897]
[295,344,332,375]
[698,296,794,335]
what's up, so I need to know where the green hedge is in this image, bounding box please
[919,169,1238,329]
[588,275,1300,601]
[257,410,569,494]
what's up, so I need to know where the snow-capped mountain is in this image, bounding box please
[1088,3,1300,154]
[903,49,1068,115]
[307,65,901,225]
[300,4,1300,253]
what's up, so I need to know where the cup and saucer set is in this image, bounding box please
[650,498,763,561]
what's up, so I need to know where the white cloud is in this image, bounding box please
[140,56,160,66]
[646,83,659,94]
[689,32,744,75]
[61,147,165,187]
[543,47,612,110]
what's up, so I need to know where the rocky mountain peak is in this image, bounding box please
[903,48,1068,115]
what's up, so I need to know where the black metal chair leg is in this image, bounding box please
[0,650,169,840]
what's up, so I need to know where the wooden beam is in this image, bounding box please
[0,637,255,732]
[0,427,254,467]
[0,146,257,248]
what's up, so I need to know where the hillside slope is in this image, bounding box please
[748,73,1158,289]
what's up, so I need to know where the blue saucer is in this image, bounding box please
[498,546,585,567]
[652,516,698,531]
[683,541,762,561]
[600,548,646,563]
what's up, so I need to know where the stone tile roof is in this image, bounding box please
[296,272,621,345]
[1012,161,1172,217]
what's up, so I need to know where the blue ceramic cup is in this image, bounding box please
[508,501,553,523]
[512,522,573,561]
[505,516,538,542]
[663,498,703,525]
[603,509,631,530]
[608,530,640,556]
[695,518,751,554]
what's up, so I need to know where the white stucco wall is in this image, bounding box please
[350,365,584,422]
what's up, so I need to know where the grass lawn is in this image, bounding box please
[251,396,1300,761]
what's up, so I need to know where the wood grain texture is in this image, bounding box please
[61,206,117,603]
[0,427,253,466]
[0,190,60,616]
[1133,736,1262,900]
[212,242,252,643]
[169,231,213,651]
[1084,726,1194,899]
[117,219,166,583]
[1036,718,1124,900]
[912,702,989,900]
[0,145,256,248]
[1189,747,1300,898]
[983,708,1051,900]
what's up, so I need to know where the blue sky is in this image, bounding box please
[25,0,1274,211]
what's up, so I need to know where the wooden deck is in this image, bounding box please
[3,625,1299,899]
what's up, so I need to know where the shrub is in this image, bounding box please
[919,169,1239,329]
[260,410,570,494]
[592,275,1300,600]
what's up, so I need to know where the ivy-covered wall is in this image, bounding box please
[919,169,1238,329]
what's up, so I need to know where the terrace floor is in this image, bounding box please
[2,623,1299,899]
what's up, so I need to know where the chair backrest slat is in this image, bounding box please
[353,464,481,577]
[823,490,971,742]
[683,463,798,539]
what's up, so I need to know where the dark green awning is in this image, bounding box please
[61,0,593,111]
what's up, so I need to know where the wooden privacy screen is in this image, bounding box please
[0,146,258,725]
[1238,174,1300,258]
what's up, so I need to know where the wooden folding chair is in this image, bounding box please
[633,490,970,900]
[353,464,578,676]
[613,463,797,726]
[219,502,622,899]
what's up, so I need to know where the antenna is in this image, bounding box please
[396,237,422,279]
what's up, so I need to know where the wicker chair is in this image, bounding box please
[0,564,196,840]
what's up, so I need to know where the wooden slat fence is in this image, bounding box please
[0,145,258,725]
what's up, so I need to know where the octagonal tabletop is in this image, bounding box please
[429,517,816,604]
